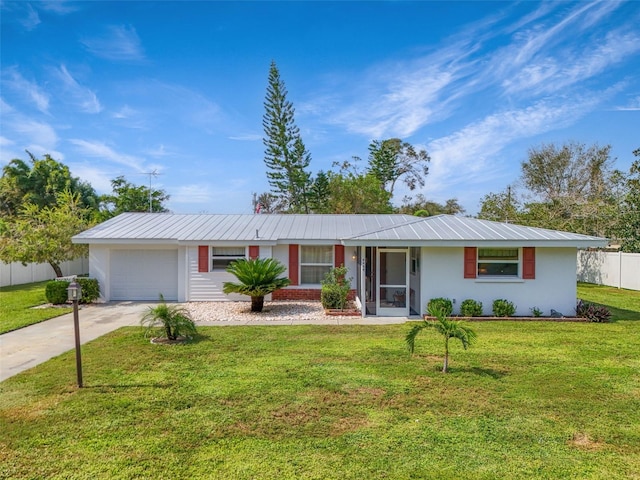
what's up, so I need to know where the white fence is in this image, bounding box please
[0,258,89,287]
[577,250,640,291]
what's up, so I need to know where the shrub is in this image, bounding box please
[427,297,453,316]
[321,265,351,310]
[576,300,611,323]
[460,299,483,317]
[493,299,516,317]
[530,306,543,317]
[77,278,100,304]
[140,294,197,340]
[45,280,70,304]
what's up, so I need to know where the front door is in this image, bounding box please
[376,248,409,317]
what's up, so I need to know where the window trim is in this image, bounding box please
[476,247,520,278]
[210,246,246,271]
[299,245,334,285]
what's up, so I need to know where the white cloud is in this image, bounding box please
[229,134,262,141]
[112,105,138,119]
[424,93,608,199]
[55,65,102,114]
[144,144,172,157]
[12,119,59,149]
[67,163,114,194]
[81,25,145,62]
[21,4,41,30]
[171,184,215,204]
[69,139,145,171]
[0,136,14,147]
[614,96,640,111]
[2,67,50,114]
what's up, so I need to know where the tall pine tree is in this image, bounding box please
[262,61,312,213]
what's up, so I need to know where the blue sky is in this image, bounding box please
[2,1,639,215]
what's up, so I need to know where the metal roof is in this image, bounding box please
[73,212,608,247]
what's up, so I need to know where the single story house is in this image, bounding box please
[72,213,608,317]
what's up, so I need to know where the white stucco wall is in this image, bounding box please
[420,247,577,317]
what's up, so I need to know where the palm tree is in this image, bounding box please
[140,294,197,341]
[223,257,291,312]
[405,306,477,373]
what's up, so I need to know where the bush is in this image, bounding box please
[45,280,70,304]
[493,299,516,317]
[321,265,351,310]
[77,278,100,304]
[140,294,197,340]
[427,297,453,316]
[530,306,543,317]
[460,299,483,317]
[576,300,611,323]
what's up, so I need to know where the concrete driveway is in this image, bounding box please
[0,302,151,382]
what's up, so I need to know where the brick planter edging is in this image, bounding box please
[325,309,361,317]
[422,315,588,322]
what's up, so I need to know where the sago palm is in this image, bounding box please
[223,257,291,312]
[405,306,477,373]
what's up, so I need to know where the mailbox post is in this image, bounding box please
[67,281,83,388]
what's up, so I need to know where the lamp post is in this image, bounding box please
[67,281,83,388]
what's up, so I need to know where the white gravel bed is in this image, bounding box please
[185,301,330,323]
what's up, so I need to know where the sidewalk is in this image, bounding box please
[1,303,413,382]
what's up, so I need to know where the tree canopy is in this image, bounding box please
[98,175,170,221]
[478,142,622,237]
[367,138,430,197]
[615,148,640,252]
[262,61,312,213]
[0,190,93,277]
[0,152,98,218]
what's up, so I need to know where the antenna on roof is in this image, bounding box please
[142,169,163,212]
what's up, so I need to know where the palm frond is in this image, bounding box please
[405,322,428,355]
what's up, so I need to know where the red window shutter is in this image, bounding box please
[464,247,477,279]
[522,247,536,279]
[198,246,209,273]
[249,245,259,259]
[289,244,299,286]
[334,244,345,267]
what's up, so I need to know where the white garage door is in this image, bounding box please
[110,250,179,301]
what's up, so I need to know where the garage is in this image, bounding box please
[110,249,179,301]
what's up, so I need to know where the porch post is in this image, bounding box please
[359,246,366,317]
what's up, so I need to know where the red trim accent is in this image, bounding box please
[198,246,209,272]
[334,244,345,267]
[464,247,477,279]
[288,244,299,285]
[249,245,259,259]
[522,247,536,279]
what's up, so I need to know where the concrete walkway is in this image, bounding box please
[1,302,413,382]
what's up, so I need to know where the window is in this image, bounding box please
[300,245,333,284]
[211,246,245,270]
[477,248,519,277]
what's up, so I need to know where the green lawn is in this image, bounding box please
[2,317,639,478]
[578,282,640,321]
[0,281,71,334]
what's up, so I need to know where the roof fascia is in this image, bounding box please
[71,238,179,245]
[341,239,609,248]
